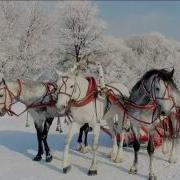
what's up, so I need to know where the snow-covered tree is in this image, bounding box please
[0,1,56,79]
[54,1,106,71]
[103,33,180,89]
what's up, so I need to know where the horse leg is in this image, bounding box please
[168,137,177,163]
[42,117,53,162]
[129,126,140,174]
[114,131,125,163]
[162,137,169,154]
[84,127,89,147]
[168,116,177,163]
[33,124,44,161]
[63,122,78,174]
[88,123,100,176]
[129,138,140,174]
[80,124,91,153]
[106,118,118,161]
[147,133,157,180]
[77,124,84,152]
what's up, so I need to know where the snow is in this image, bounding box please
[0,103,179,180]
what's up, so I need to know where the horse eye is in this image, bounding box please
[70,85,74,88]
[156,87,160,91]
[0,94,3,97]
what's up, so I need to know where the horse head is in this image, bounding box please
[141,68,175,116]
[56,74,89,112]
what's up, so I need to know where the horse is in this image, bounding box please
[125,69,180,180]
[55,74,129,175]
[0,78,60,162]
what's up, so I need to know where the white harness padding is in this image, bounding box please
[97,63,105,88]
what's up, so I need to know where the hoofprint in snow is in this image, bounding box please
[0,103,179,180]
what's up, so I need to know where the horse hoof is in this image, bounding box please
[46,154,53,162]
[33,155,42,161]
[128,167,137,174]
[168,158,176,164]
[149,175,157,180]
[59,129,63,133]
[63,166,71,174]
[88,170,97,176]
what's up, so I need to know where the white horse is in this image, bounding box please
[126,69,180,180]
[55,74,129,175]
[103,82,130,162]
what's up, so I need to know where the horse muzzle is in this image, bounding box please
[58,105,66,113]
[160,111,166,116]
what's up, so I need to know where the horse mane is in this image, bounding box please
[130,69,177,94]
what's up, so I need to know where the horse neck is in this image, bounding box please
[6,81,20,99]
[74,75,89,100]
[8,80,46,105]
[129,86,148,105]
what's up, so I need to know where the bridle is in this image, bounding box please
[56,76,81,107]
[142,75,175,111]
[117,75,176,126]
[0,79,22,116]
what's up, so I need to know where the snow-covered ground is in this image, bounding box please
[0,103,179,180]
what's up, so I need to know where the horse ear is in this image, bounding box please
[169,68,174,79]
[2,78,5,85]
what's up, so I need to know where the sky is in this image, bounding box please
[44,1,180,40]
[96,1,180,40]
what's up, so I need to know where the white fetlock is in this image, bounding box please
[80,146,91,154]
[114,155,123,163]
[110,152,117,161]
[76,143,84,152]
[114,150,124,163]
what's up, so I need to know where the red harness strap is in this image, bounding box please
[105,89,157,125]
[70,77,98,107]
